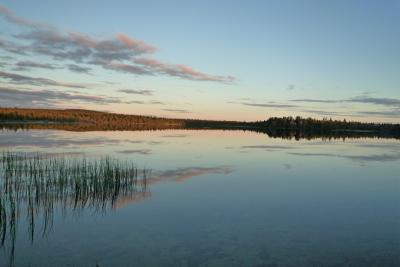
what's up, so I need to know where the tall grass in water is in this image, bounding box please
[0,152,149,267]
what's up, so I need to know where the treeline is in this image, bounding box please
[0,107,185,129]
[1,108,399,139]
[0,107,248,131]
[252,116,400,140]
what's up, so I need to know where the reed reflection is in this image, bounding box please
[0,152,149,267]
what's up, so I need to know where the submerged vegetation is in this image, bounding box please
[0,107,400,139]
[0,152,149,266]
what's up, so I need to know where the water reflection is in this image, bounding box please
[0,152,149,266]
[2,123,399,141]
[288,152,400,163]
[0,151,234,266]
[0,129,399,266]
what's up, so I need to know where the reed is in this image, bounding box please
[0,152,149,266]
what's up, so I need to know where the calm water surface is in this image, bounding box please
[1,129,399,267]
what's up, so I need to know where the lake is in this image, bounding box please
[1,128,399,267]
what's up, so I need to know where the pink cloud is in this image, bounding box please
[135,57,235,82]
[117,33,157,54]
[0,5,50,28]
[0,5,236,83]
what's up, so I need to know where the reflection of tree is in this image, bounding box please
[1,108,399,139]
[0,152,149,267]
[2,119,399,140]
[251,116,400,140]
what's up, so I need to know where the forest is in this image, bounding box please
[1,107,399,139]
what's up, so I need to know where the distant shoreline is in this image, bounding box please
[1,107,399,140]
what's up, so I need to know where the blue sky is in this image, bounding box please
[0,0,399,122]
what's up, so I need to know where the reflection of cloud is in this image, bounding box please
[283,163,292,170]
[147,141,164,145]
[117,149,152,155]
[115,166,233,209]
[226,145,297,152]
[161,134,190,138]
[0,132,123,148]
[355,143,400,149]
[151,166,233,183]
[0,132,167,149]
[114,192,152,210]
[0,5,234,83]
[240,145,296,150]
[14,151,86,158]
[288,152,400,163]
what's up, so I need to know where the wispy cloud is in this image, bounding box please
[288,96,400,119]
[299,109,356,117]
[67,64,91,74]
[14,60,57,71]
[356,109,400,118]
[0,70,87,88]
[241,102,298,108]
[291,99,340,103]
[0,5,234,83]
[161,108,193,113]
[348,96,400,107]
[0,86,123,107]
[228,95,400,120]
[118,89,153,96]
[0,5,50,28]
[125,99,165,105]
[291,96,400,107]
[149,100,164,105]
[286,84,295,90]
[0,38,28,55]
[134,58,235,82]
[0,61,9,68]
[0,86,166,107]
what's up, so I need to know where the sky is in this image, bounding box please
[0,0,399,122]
